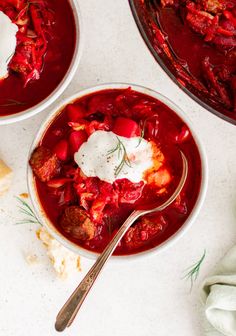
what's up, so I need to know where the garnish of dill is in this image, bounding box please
[183,249,206,291]
[0,99,26,107]
[136,119,147,147]
[15,196,42,226]
[107,136,132,177]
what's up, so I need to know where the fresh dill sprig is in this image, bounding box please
[183,250,206,291]
[137,119,147,147]
[107,138,122,157]
[0,99,26,107]
[107,136,132,177]
[15,196,42,226]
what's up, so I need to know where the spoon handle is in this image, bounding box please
[55,210,141,332]
[55,151,188,332]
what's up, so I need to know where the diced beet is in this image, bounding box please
[112,117,139,137]
[69,130,88,153]
[67,104,86,121]
[115,179,144,204]
[174,126,190,143]
[53,139,69,161]
[88,95,114,115]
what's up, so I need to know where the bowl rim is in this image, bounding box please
[128,0,236,126]
[27,82,208,262]
[0,0,83,125]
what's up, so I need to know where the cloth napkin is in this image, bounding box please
[201,246,236,336]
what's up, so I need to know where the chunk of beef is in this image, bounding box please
[60,206,95,241]
[29,146,60,182]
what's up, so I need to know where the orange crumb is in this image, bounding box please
[19,193,29,199]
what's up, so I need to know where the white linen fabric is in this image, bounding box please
[201,246,236,336]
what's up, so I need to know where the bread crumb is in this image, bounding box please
[36,227,81,279]
[0,159,13,196]
[19,193,28,199]
[26,254,39,265]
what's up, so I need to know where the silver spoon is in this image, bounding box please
[55,151,188,332]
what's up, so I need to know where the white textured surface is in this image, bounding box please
[0,0,236,335]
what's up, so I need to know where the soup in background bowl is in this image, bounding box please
[27,83,208,260]
[129,0,236,125]
[0,0,82,125]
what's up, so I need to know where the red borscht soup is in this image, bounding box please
[30,88,202,255]
[0,0,76,116]
[131,0,236,120]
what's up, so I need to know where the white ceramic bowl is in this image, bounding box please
[27,83,208,261]
[0,0,83,125]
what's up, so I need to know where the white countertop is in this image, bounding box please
[1,1,236,335]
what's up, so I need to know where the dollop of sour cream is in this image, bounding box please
[0,11,18,80]
[74,130,154,184]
